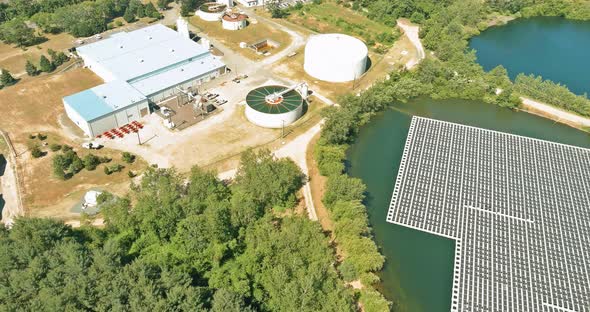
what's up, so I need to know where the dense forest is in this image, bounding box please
[0,150,364,311]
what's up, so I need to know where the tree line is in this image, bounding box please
[0,149,365,311]
[0,0,165,47]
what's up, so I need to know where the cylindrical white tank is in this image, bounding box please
[245,85,304,129]
[304,33,368,83]
[222,13,247,30]
[196,3,226,21]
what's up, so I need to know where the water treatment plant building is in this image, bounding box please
[63,24,226,137]
[304,33,368,83]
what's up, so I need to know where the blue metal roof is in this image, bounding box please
[63,89,113,122]
[64,80,147,122]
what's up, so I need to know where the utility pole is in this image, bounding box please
[136,129,141,145]
[281,120,285,138]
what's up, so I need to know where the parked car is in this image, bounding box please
[205,93,219,100]
[215,99,228,105]
[82,141,101,149]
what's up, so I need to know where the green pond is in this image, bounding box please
[469,17,590,95]
[346,98,590,311]
[346,17,590,311]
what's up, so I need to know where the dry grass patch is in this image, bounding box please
[189,16,292,60]
[0,68,102,145]
[0,68,151,218]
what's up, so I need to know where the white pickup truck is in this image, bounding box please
[82,141,101,149]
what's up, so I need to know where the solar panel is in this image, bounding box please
[387,116,590,312]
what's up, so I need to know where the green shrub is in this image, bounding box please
[37,133,47,140]
[109,163,124,173]
[62,145,73,152]
[323,174,365,207]
[314,142,346,176]
[127,171,136,178]
[104,166,111,175]
[30,145,45,158]
[121,152,135,164]
[339,260,358,282]
[69,157,84,173]
[83,154,100,170]
[49,144,62,152]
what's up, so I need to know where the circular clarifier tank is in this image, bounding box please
[245,85,304,128]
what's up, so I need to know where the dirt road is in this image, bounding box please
[521,97,590,128]
[0,132,23,227]
[397,19,425,69]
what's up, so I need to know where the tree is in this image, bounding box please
[144,2,160,18]
[323,174,366,207]
[0,68,17,86]
[234,149,306,210]
[211,289,255,312]
[0,18,40,47]
[25,60,39,76]
[123,7,135,22]
[39,55,55,72]
[157,0,170,10]
[53,2,107,37]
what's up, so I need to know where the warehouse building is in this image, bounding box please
[64,23,226,137]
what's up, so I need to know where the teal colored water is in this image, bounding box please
[346,98,590,311]
[469,17,590,95]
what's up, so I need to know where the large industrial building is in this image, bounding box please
[63,23,226,137]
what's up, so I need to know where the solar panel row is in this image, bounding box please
[387,117,590,312]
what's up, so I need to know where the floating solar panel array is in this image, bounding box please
[387,116,590,312]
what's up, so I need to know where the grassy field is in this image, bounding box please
[277,1,397,50]
[0,33,76,78]
[189,16,291,60]
[0,68,150,219]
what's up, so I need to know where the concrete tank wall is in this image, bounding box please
[304,34,368,83]
[245,103,303,129]
[222,19,246,30]
[196,9,224,21]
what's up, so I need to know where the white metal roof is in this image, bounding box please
[76,24,212,81]
[130,54,225,96]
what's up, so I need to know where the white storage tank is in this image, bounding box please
[196,2,227,21]
[245,85,304,128]
[304,33,368,83]
[222,13,247,30]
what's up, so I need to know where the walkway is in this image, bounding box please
[397,19,425,69]
[521,97,590,128]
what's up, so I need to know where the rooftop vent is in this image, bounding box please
[170,48,175,52]
[139,58,144,63]
[119,45,123,49]
[148,36,152,40]
[103,95,107,99]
